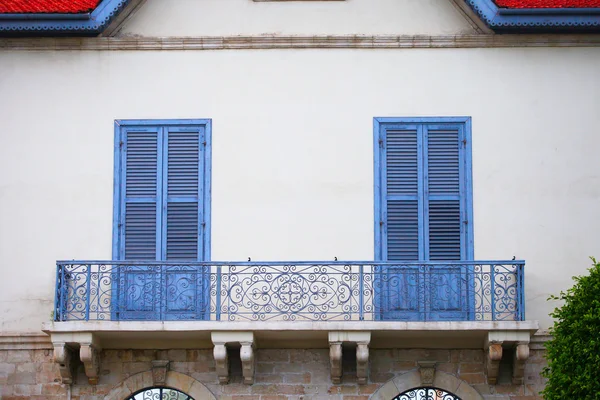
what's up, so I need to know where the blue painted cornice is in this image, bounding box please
[0,0,131,36]
[467,0,600,32]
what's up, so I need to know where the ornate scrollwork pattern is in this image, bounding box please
[128,387,194,400]
[394,387,461,400]
[54,261,524,322]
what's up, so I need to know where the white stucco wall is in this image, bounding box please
[119,0,476,36]
[0,47,599,332]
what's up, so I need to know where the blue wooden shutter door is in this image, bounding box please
[116,123,208,321]
[380,121,468,321]
[119,127,162,320]
[424,125,467,321]
[381,125,421,320]
[162,126,207,320]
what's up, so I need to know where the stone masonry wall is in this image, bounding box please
[0,346,547,400]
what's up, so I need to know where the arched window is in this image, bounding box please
[127,387,195,400]
[393,387,462,400]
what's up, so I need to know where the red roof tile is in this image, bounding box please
[494,0,600,8]
[0,0,101,14]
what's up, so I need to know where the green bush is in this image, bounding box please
[542,258,600,399]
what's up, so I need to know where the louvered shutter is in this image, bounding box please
[425,125,464,261]
[384,127,421,261]
[121,128,161,260]
[164,127,203,261]
[163,126,205,319]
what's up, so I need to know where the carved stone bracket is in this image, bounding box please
[211,332,255,385]
[418,361,437,385]
[485,331,532,385]
[213,342,229,384]
[151,360,170,385]
[512,342,530,385]
[53,342,74,385]
[356,341,369,385]
[329,342,343,384]
[51,332,101,385]
[240,341,255,385]
[80,342,101,385]
[485,342,503,384]
[328,331,371,385]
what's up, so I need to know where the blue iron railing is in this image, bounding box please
[53,261,525,322]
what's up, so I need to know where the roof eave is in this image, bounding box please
[0,0,131,37]
[465,0,600,32]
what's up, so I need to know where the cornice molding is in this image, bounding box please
[0,334,52,350]
[1,34,600,51]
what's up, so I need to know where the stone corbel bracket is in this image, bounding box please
[151,360,170,386]
[53,341,74,384]
[418,361,437,385]
[51,332,102,385]
[211,331,255,385]
[485,331,531,385]
[328,331,371,385]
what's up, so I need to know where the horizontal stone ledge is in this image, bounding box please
[1,34,600,51]
[0,333,52,350]
[43,320,540,334]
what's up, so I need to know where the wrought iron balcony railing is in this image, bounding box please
[53,260,525,322]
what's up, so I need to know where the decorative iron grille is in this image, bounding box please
[393,387,461,400]
[53,260,525,322]
[128,387,194,400]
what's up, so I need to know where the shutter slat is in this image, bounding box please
[386,130,418,195]
[167,202,199,260]
[126,132,158,198]
[387,200,419,261]
[124,202,157,260]
[428,130,460,195]
[168,131,199,197]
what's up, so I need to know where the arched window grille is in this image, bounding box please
[127,387,195,400]
[393,387,462,400]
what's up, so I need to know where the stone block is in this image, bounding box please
[458,372,486,385]
[328,385,358,395]
[255,363,275,374]
[256,349,290,363]
[124,371,153,393]
[370,372,395,383]
[272,362,303,373]
[283,372,311,384]
[459,362,484,374]
[358,383,381,395]
[5,350,32,363]
[132,350,156,362]
[40,383,67,396]
[166,350,187,362]
[11,371,36,384]
[14,384,42,396]
[123,362,151,377]
[391,361,417,372]
[251,384,305,395]
[290,349,329,364]
[459,350,484,363]
[255,374,283,383]
[398,349,450,362]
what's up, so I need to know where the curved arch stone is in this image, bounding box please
[371,370,484,400]
[104,370,217,400]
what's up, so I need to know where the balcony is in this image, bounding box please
[53,260,525,323]
[46,260,537,385]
